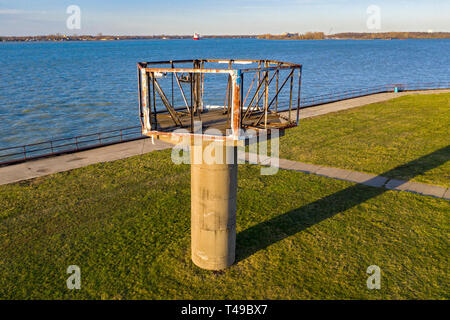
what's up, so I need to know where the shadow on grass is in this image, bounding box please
[384,145,450,181]
[236,145,449,262]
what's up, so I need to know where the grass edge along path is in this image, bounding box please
[279,93,450,188]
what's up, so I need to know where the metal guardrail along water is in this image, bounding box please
[0,82,448,166]
[0,126,144,166]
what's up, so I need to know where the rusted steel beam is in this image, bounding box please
[140,69,151,131]
[242,71,268,120]
[193,61,198,113]
[227,77,233,128]
[144,68,233,74]
[145,65,300,74]
[240,72,244,126]
[137,62,147,69]
[265,60,300,67]
[231,70,242,139]
[137,66,144,127]
[206,58,259,63]
[275,63,280,113]
[242,70,278,121]
[254,69,295,127]
[243,71,258,106]
[256,61,261,111]
[225,60,233,128]
[190,72,194,133]
[174,72,190,112]
[200,60,205,112]
[239,65,299,73]
[205,58,300,67]
[267,69,295,111]
[192,71,202,122]
[297,66,302,126]
[151,73,158,127]
[153,77,182,126]
[264,62,269,128]
[224,76,230,114]
[196,62,202,116]
[144,59,196,65]
[171,61,174,109]
[140,130,237,141]
[142,59,301,72]
[146,72,153,130]
[289,71,294,121]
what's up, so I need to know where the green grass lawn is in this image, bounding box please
[279,93,450,187]
[0,150,448,299]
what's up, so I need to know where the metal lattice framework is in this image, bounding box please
[137,59,302,141]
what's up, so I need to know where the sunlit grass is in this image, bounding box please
[279,93,450,187]
[0,150,448,299]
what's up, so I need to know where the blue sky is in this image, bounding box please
[0,0,449,36]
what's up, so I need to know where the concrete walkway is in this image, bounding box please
[242,154,450,200]
[0,138,172,185]
[1,141,448,200]
[1,89,449,201]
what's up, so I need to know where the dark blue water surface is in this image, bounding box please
[0,39,449,148]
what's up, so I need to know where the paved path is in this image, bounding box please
[0,138,172,185]
[1,89,449,201]
[241,154,450,200]
[281,89,450,120]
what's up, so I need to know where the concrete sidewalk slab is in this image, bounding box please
[278,158,306,170]
[408,183,446,198]
[346,171,388,188]
[285,161,322,174]
[386,179,447,198]
[385,179,414,191]
[246,155,323,174]
[0,139,172,185]
[315,166,353,181]
[247,152,448,200]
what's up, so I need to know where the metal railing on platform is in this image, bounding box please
[0,82,448,166]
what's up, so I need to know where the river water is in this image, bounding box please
[0,38,449,148]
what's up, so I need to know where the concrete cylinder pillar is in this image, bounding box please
[190,140,237,270]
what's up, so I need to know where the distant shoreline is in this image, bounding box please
[0,35,256,42]
[1,32,450,42]
[258,32,450,40]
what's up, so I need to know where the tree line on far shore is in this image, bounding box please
[0,34,255,42]
[2,32,450,42]
[258,32,450,40]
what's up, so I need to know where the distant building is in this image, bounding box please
[281,32,299,38]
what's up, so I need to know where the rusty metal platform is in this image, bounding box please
[137,59,302,141]
[153,108,293,134]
